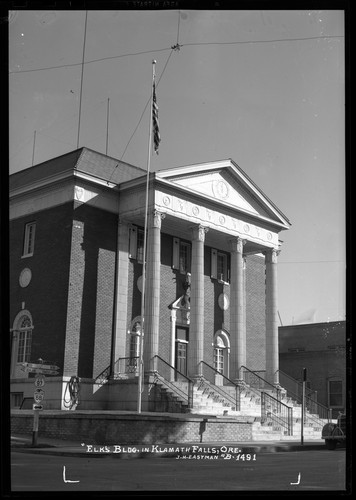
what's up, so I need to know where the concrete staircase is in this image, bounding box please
[153,375,328,440]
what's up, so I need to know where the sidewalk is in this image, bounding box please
[11,433,326,458]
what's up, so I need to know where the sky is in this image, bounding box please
[8,8,346,326]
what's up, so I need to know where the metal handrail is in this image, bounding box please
[199,361,241,411]
[94,357,140,385]
[277,369,332,423]
[277,369,317,399]
[153,355,193,409]
[241,365,281,399]
[261,391,293,436]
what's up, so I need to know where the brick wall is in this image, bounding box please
[10,202,74,373]
[70,203,117,378]
[124,234,266,374]
[11,411,253,444]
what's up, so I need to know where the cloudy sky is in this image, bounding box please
[8,8,346,325]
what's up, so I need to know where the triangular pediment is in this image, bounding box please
[156,159,290,228]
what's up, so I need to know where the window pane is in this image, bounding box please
[217,253,227,281]
[329,381,342,393]
[179,242,191,274]
[23,223,36,256]
[330,394,343,406]
[137,230,144,262]
[329,380,343,407]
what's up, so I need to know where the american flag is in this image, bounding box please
[152,81,160,154]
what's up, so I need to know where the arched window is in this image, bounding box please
[16,313,33,363]
[213,330,230,379]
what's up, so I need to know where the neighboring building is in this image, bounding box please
[10,147,291,410]
[279,321,346,417]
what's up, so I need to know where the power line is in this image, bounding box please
[181,34,343,47]
[8,35,343,75]
[278,260,345,264]
[9,48,172,74]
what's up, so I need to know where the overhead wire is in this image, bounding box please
[8,36,343,75]
[9,10,344,175]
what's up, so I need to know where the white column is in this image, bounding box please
[111,219,130,376]
[229,237,246,381]
[188,225,208,378]
[143,210,165,372]
[265,248,280,386]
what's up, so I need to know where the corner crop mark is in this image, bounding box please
[63,466,80,484]
[290,473,301,485]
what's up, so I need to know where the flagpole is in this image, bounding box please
[137,60,156,413]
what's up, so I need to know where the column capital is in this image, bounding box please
[190,224,209,242]
[264,248,280,264]
[229,236,246,254]
[150,210,166,229]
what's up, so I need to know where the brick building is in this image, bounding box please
[279,321,346,417]
[10,147,291,411]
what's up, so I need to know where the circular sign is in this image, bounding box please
[218,293,230,311]
[19,268,32,288]
[34,376,45,388]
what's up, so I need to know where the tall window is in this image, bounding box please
[214,347,224,374]
[17,316,32,363]
[328,379,343,407]
[213,331,230,377]
[211,249,229,282]
[217,252,228,282]
[129,226,145,263]
[22,222,36,257]
[172,238,191,274]
[136,229,144,263]
[179,241,191,274]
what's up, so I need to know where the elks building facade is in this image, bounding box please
[10,148,291,411]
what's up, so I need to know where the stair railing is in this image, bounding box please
[94,357,140,385]
[198,361,241,411]
[241,366,282,400]
[153,355,193,410]
[277,369,332,423]
[261,391,293,436]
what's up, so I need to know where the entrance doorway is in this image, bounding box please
[175,327,189,376]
